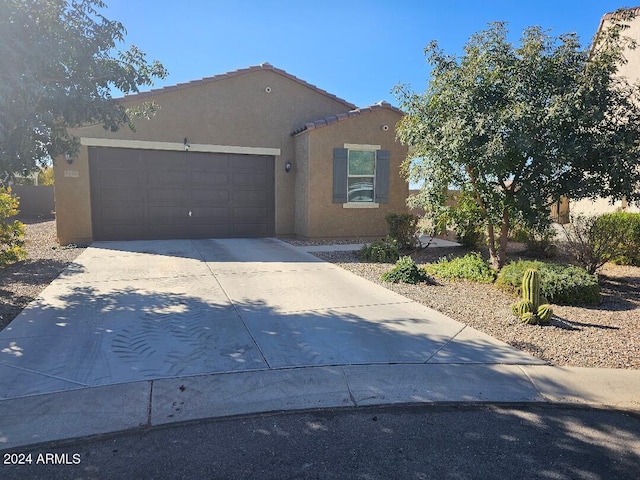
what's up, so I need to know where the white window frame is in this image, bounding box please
[344,144,380,208]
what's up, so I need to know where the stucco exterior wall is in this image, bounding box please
[570,197,639,216]
[573,11,640,216]
[56,68,353,244]
[302,108,408,239]
[54,152,93,245]
[293,132,310,238]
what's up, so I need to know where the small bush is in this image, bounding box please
[385,213,420,250]
[496,259,600,306]
[359,238,400,263]
[425,252,496,283]
[381,256,435,284]
[596,212,640,266]
[561,215,627,274]
[0,188,26,266]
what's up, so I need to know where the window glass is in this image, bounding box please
[348,150,375,176]
[348,178,374,202]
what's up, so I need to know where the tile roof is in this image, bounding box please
[602,7,640,21]
[120,62,356,109]
[291,101,404,135]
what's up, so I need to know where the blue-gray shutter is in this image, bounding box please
[333,148,348,203]
[375,150,390,203]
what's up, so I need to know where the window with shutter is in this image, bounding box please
[333,147,390,206]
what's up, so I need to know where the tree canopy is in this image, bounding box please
[0,0,167,176]
[395,12,640,268]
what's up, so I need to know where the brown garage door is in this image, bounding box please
[89,147,275,240]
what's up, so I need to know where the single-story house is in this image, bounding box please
[54,63,408,244]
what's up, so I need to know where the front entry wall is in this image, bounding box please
[89,147,275,240]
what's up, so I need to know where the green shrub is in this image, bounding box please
[385,212,420,250]
[425,252,496,283]
[381,256,435,284]
[596,212,640,266]
[0,188,26,266]
[359,238,400,263]
[496,259,600,306]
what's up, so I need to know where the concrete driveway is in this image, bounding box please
[12,237,640,449]
[0,238,543,399]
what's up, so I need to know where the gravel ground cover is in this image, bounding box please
[0,218,86,331]
[315,246,640,369]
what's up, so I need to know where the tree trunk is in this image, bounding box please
[487,223,500,270]
[497,208,510,269]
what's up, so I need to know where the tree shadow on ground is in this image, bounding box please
[0,282,546,397]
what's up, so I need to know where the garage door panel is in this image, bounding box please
[147,224,190,239]
[234,207,269,221]
[99,188,144,204]
[234,173,268,187]
[147,170,188,188]
[102,206,146,223]
[189,207,230,223]
[188,171,230,185]
[233,190,267,206]
[231,156,269,173]
[147,206,190,224]
[95,149,140,168]
[191,188,229,204]
[189,153,229,169]
[90,147,274,240]
[98,170,142,187]
[147,188,189,204]
[233,224,269,237]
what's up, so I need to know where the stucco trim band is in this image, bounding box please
[80,138,281,156]
[342,203,380,209]
[343,143,381,151]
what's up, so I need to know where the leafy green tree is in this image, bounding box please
[0,0,167,174]
[395,11,640,268]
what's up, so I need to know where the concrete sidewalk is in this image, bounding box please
[0,238,638,450]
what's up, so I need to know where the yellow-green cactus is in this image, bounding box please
[537,304,553,323]
[511,269,553,325]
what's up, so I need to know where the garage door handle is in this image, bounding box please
[188,211,192,217]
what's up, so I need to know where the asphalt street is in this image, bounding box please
[3,403,640,480]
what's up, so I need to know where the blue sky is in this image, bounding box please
[105,1,632,108]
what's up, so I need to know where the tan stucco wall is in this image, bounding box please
[54,152,93,244]
[570,197,639,216]
[576,12,640,215]
[602,14,640,84]
[301,108,409,239]
[56,68,353,244]
[293,132,310,237]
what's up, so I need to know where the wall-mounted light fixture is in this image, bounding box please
[184,137,190,151]
[265,86,272,93]
[284,160,292,173]
[381,125,389,131]
[65,153,74,164]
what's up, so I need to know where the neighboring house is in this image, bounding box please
[54,63,408,244]
[571,8,640,217]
